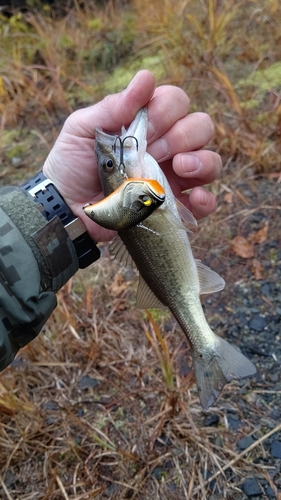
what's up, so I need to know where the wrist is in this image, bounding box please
[20,171,100,269]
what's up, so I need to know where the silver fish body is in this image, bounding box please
[83,178,165,230]
[95,108,256,409]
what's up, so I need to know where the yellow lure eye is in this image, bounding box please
[142,196,152,207]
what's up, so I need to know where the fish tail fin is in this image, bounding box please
[192,336,256,410]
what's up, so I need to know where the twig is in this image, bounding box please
[143,406,172,426]
[55,475,69,500]
[203,421,281,486]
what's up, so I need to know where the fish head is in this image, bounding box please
[95,108,149,196]
[95,129,125,196]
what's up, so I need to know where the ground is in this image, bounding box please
[0,163,280,499]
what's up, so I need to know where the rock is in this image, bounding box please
[265,485,277,497]
[203,470,218,493]
[270,409,281,420]
[156,433,172,447]
[11,156,22,167]
[168,483,177,491]
[249,314,267,332]
[237,436,255,450]
[4,470,16,488]
[42,400,59,411]
[152,466,165,481]
[227,413,241,431]
[103,483,119,497]
[77,375,99,390]
[46,416,57,425]
[270,440,281,459]
[203,414,219,427]
[270,372,279,382]
[242,477,261,497]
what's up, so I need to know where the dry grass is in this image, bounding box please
[1,1,281,498]
[1,0,281,174]
[0,250,279,499]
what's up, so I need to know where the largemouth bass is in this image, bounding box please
[92,108,256,410]
[83,178,165,230]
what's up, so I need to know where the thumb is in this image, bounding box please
[65,70,156,137]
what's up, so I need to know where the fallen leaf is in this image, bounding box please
[249,221,269,244]
[109,272,128,297]
[230,236,254,258]
[252,258,264,280]
[224,192,233,204]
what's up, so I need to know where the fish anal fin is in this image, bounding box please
[196,260,225,294]
[193,336,256,410]
[136,276,166,309]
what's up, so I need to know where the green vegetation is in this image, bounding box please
[0,0,280,174]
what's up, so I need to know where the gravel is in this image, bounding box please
[197,178,281,499]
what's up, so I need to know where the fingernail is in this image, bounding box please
[199,188,209,206]
[181,153,201,174]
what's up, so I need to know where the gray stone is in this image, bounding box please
[77,375,99,390]
[249,314,267,332]
[270,440,281,459]
[237,436,255,450]
[242,477,261,497]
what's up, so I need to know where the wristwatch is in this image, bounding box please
[20,171,100,268]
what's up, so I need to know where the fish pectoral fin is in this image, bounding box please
[159,207,190,232]
[193,336,256,410]
[158,201,197,234]
[196,260,225,294]
[176,199,198,228]
[109,237,136,268]
[136,276,166,309]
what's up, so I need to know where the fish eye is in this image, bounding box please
[103,159,114,172]
[140,195,152,207]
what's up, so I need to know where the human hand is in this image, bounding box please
[43,70,221,242]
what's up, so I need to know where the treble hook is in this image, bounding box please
[112,135,139,176]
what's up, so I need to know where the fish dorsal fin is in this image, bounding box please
[136,276,166,310]
[196,260,225,295]
[176,199,198,228]
[109,237,136,268]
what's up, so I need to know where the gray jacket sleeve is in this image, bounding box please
[0,186,79,371]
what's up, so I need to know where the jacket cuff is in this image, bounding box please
[0,186,79,292]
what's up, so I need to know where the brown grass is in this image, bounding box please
[0,249,280,499]
[1,1,281,498]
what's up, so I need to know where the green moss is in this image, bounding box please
[238,62,281,91]
[87,17,103,31]
[102,54,165,94]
